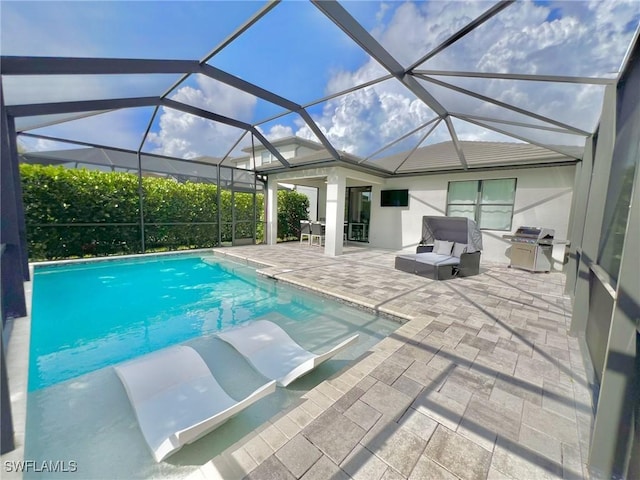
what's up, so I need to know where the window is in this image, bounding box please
[447,178,516,231]
[260,151,272,165]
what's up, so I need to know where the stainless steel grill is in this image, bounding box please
[503,226,555,272]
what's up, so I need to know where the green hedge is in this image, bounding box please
[21,165,142,259]
[277,189,310,241]
[19,164,308,260]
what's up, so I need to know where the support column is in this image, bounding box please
[324,168,346,257]
[266,177,278,245]
[570,84,617,335]
[565,138,593,299]
[6,117,29,281]
[0,83,18,455]
[1,85,27,322]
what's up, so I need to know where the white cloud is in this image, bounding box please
[0,4,102,57]
[296,84,435,156]
[289,0,639,156]
[18,137,82,153]
[146,76,257,159]
[261,124,294,141]
[376,1,493,68]
[87,0,639,161]
[172,75,257,121]
[21,109,153,152]
[146,106,246,160]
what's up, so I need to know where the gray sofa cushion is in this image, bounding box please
[414,253,460,266]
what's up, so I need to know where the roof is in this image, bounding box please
[3,1,638,176]
[366,140,582,174]
[239,136,327,154]
[20,148,221,179]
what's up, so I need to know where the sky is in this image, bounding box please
[2,0,639,163]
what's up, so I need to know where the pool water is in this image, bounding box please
[31,254,326,391]
[25,253,400,479]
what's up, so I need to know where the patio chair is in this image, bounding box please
[394,216,483,279]
[310,222,325,246]
[300,220,312,244]
[217,319,359,387]
[114,345,276,462]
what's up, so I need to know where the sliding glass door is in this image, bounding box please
[346,186,371,242]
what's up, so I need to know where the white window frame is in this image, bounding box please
[446,178,517,231]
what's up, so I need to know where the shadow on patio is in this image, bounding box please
[199,243,593,480]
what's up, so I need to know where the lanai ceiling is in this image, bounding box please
[2,0,639,176]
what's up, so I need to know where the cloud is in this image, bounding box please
[114,0,640,161]
[21,109,154,152]
[146,106,244,160]
[0,3,102,57]
[465,0,638,77]
[376,1,494,68]
[296,82,436,156]
[172,75,257,122]
[146,76,257,159]
[287,0,639,156]
[261,124,294,141]
[18,136,82,153]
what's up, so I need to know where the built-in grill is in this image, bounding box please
[503,226,555,272]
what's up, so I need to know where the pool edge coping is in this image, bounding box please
[4,247,428,479]
[1,266,33,480]
[192,248,438,479]
[211,249,414,324]
[2,249,220,477]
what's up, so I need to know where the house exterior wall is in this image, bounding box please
[368,165,576,267]
[296,145,319,158]
[237,143,322,169]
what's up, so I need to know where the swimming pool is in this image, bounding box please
[30,253,340,391]
[25,253,400,479]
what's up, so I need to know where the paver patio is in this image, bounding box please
[187,243,593,480]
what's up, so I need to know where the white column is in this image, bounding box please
[324,168,346,256]
[266,178,278,245]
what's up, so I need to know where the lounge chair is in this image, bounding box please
[217,319,359,387]
[114,345,276,462]
[395,216,483,279]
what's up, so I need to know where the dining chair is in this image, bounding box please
[300,220,312,244]
[310,222,325,246]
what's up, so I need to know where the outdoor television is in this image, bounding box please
[380,189,409,207]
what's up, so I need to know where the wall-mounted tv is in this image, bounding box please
[380,189,409,207]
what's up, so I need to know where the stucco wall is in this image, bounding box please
[368,165,575,268]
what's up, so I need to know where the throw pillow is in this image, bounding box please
[434,239,454,255]
[452,242,468,257]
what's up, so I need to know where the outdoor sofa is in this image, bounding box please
[395,216,483,280]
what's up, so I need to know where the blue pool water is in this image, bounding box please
[26,252,400,479]
[29,254,367,391]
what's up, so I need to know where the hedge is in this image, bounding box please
[277,189,310,241]
[19,164,309,260]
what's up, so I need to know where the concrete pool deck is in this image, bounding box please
[183,243,593,480]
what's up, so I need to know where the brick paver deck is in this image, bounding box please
[187,243,592,480]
